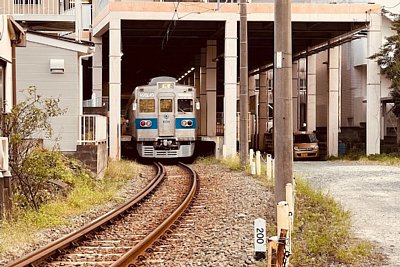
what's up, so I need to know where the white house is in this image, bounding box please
[0,15,25,113]
[16,32,94,152]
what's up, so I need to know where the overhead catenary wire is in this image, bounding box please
[161,1,180,50]
[161,0,230,49]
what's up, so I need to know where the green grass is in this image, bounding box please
[330,151,400,165]
[213,154,383,266]
[196,154,248,171]
[0,160,139,253]
[287,178,382,266]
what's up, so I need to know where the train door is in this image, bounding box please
[158,94,175,137]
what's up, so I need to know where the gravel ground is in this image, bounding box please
[0,163,274,266]
[293,161,400,267]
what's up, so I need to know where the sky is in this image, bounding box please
[375,0,400,14]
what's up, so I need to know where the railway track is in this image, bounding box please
[6,162,197,267]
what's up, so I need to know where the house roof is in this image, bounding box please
[7,16,26,46]
[26,31,94,54]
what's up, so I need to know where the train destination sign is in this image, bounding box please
[158,82,175,89]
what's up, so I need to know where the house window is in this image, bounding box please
[14,0,41,4]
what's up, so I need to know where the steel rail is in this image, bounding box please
[6,162,165,267]
[111,162,198,267]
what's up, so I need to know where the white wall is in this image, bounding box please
[16,41,79,152]
[0,16,12,62]
[0,15,14,112]
[352,39,367,67]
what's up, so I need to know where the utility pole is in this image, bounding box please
[274,0,293,203]
[239,0,249,167]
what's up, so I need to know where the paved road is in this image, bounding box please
[293,161,400,267]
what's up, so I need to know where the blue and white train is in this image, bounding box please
[126,76,199,158]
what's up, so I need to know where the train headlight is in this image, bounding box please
[181,120,193,127]
[140,120,152,128]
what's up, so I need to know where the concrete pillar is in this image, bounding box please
[258,71,268,150]
[223,19,237,157]
[328,46,340,157]
[249,74,256,148]
[200,48,207,136]
[92,36,102,100]
[292,61,298,131]
[194,64,201,136]
[381,103,386,138]
[249,75,256,97]
[206,40,217,137]
[109,18,121,160]
[366,13,382,155]
[307,53,317,132]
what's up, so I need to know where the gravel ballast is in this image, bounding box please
[0,163,274,266]
[293,161,400,267]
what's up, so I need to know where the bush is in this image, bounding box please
[1,87,66,210]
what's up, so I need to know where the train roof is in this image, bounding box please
[148,76,177,85]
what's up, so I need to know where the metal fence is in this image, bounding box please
[0,0,75,15]
[79,115,107,145]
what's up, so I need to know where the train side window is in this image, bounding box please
[178,99,193,113]
[160,99,173,112]
[139,99,155,113]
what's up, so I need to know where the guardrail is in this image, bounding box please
[79,115,107,145]
[0,0,74,15]
[83,97,104,108]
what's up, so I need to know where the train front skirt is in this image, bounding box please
[137,142,195,158]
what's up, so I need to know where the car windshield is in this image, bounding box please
[294,133,317,143]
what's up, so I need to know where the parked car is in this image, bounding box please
[293,132,319,160]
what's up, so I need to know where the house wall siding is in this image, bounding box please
[16,41,79,152]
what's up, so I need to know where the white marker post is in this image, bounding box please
[266,154,272,179]
[256,151,261,176]
[254,218,266,260]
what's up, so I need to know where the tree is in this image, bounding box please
[370,18,400,151]
[1,86,66,210]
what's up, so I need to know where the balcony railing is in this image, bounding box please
[0,0,75,15]
[83,97,105,108]
[79,115,107,145]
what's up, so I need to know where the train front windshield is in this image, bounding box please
[139,99,155,112]
[160,99,173,112]
[178,99,193,113]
